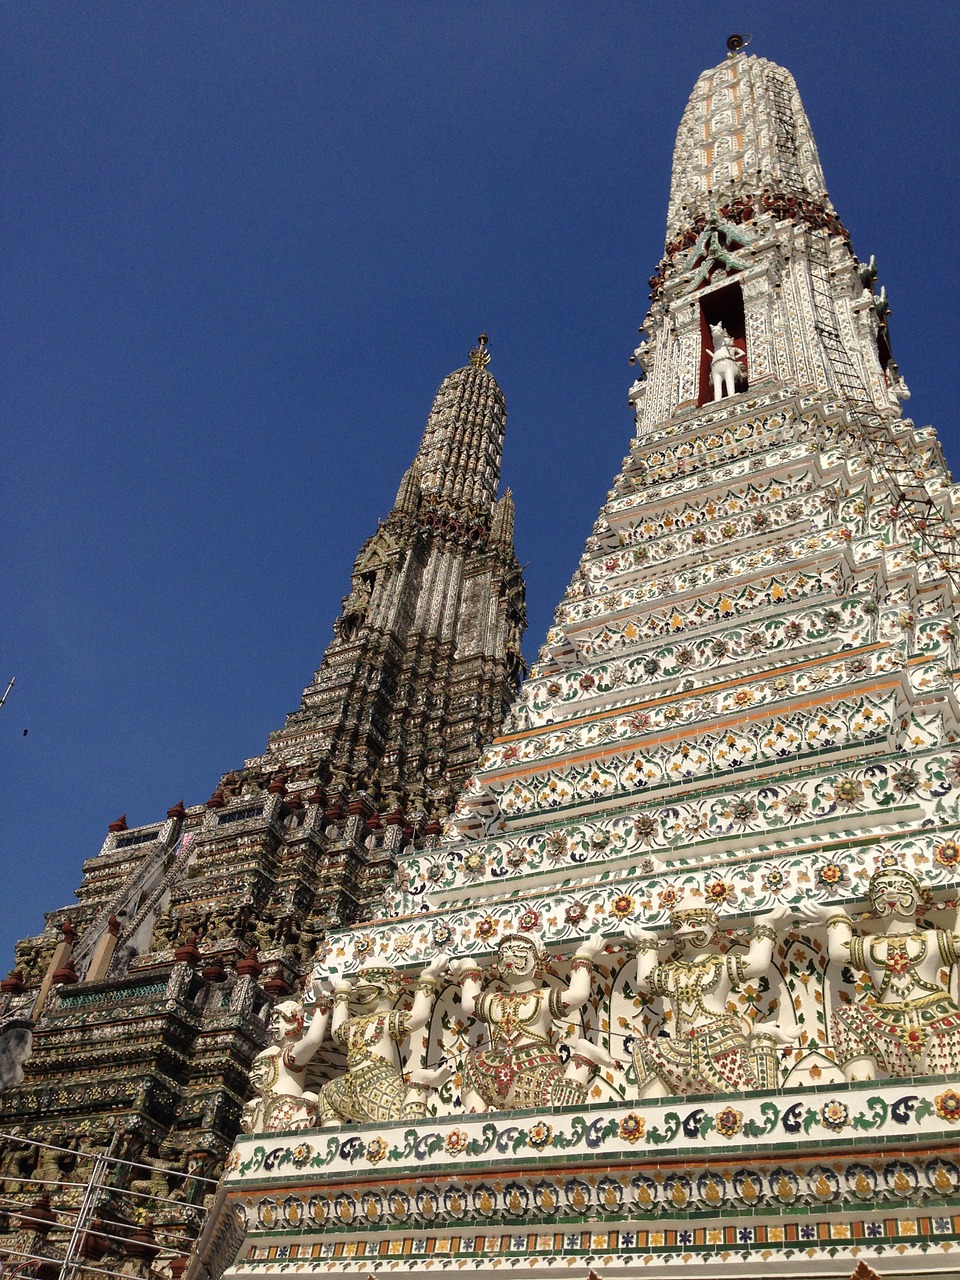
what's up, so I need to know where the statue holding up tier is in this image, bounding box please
[241,978,331,1133]
[317,955,448,1126]
[450,932,612,1112]
[625,896,792,1097]
[705,322,746,400]
[802,860,960,1081]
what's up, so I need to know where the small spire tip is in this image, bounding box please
[469,332,491,370]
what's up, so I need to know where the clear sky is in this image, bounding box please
[2,2,958,966]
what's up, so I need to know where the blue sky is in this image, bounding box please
[2,2,958,965]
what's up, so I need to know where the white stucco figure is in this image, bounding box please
[317,955,448,1126]
[625,896,792,1098]
[801,861,960,1081]
[241,978,331,1133]
[450,933,611,1112]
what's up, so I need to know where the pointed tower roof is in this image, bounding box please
[392,461,421,517]
[412,334,506,518]
[666,48,830,242]
[490,488,515,551]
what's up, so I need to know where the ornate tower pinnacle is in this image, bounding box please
[634,50,908,429]
[666,49,829,242]
[260,343,525,816]
[412,340,506,518]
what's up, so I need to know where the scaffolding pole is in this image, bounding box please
[56,1134,115,1280]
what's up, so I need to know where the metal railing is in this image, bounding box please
[0,1133,217,1280]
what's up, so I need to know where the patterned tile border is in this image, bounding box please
[226,1077,960,1185]
[228,1214,960,1276]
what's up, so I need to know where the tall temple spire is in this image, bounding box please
[208,47,960,1280]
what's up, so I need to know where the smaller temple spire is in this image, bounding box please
[393,462,421,517]
[490,489,515,550]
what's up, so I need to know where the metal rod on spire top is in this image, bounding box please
[469,333,491,370]
[0,676,15,710]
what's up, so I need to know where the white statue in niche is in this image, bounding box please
[704,322,746,399]
[624,894,793,1097]
[801,859,960,1081]
[449,933,613,1111]
[241,979,331,1133]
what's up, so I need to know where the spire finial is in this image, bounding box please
[469,332,491,370]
